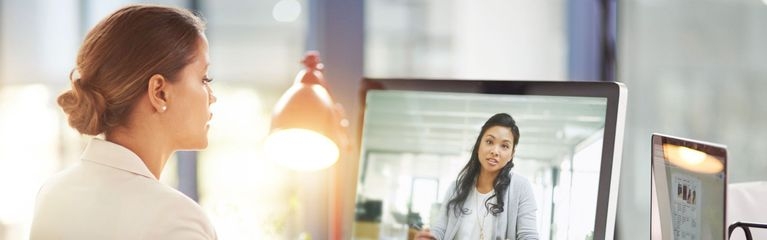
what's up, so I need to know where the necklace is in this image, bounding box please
[476,190,490,240]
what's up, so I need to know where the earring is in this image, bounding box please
[160,106,167,112]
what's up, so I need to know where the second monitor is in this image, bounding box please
[352,79,627,239]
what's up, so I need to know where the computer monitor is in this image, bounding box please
[352,79,627,239]
[651,133,727,240]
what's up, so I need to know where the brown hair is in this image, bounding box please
[58,5,205,135]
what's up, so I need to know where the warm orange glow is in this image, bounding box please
[264,128,339,171]
[677,146,706,165]
[663,144,723,174]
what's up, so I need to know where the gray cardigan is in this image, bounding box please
[430,171,539,240]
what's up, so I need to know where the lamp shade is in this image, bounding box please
[264,51,348,171]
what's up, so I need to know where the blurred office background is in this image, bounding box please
[1,0,766,239]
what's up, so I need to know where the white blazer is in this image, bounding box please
[30,138,217,240]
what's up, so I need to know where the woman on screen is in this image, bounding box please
[30,5,217,239]
[416,113,538,240]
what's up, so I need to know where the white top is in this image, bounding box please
[455,188,498,240]
[30,138,217,240]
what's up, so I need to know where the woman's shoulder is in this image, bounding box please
[508,171,531,184]
[144,184,216,238]
[507,171,534,192]
[149,183,204,210]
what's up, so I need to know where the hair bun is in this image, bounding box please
[57,79,108,135]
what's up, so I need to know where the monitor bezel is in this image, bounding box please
[355,78,628,239]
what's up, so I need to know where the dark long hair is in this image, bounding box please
[446,113,520,217]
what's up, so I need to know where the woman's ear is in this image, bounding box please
[147,74,168,113]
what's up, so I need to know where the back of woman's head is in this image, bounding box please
[58,5,205,135]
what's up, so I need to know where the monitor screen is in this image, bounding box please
[651,134,727,240]
[352,79,627,240]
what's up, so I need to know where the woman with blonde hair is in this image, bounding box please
[30,5,217,239]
